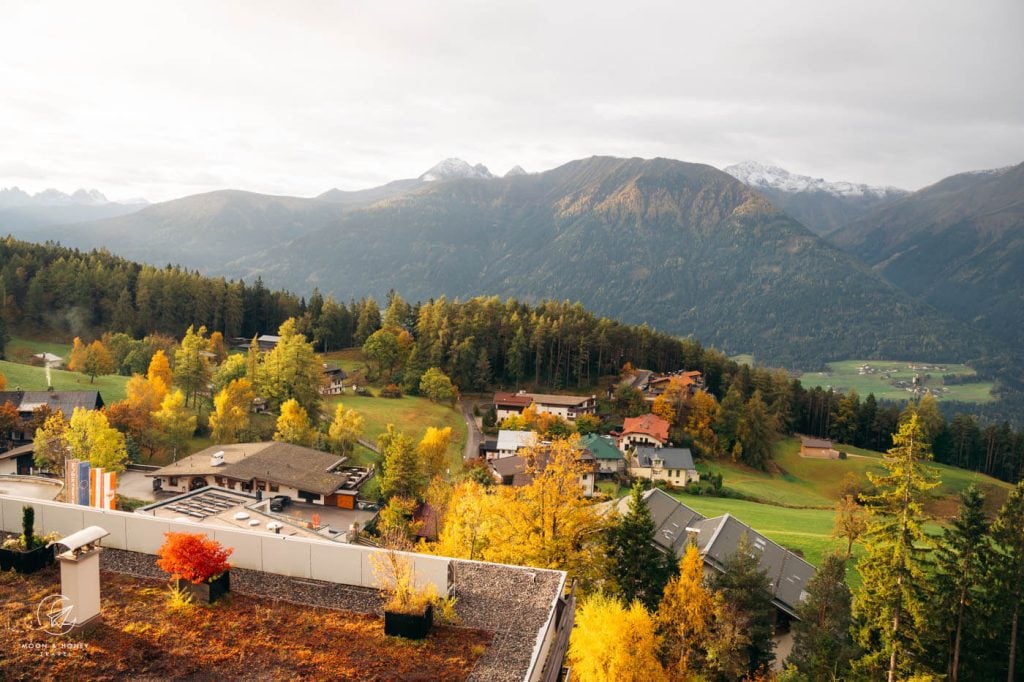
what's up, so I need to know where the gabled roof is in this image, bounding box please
[621,414,670,443]
[494,391,534,408]
[150,442,369,496]
[623,489,815,618]
[0,442,35,461]
[496,429,537,452]
[800,436,834,449]
[0,390,104,415]
[635,446,695,470]
[522,393,594,408]
[578,434,623,461]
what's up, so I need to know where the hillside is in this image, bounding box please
[830,162,1024,348]
[11,156,1000,370]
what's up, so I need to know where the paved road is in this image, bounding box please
[459,400,483,461]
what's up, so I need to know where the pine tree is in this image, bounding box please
[711,534,776,673]
[605,483,677,611]
[852,413,940,681]
[991,481,1024,682]
[788,553,857,678]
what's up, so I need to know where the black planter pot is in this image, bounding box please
[0,544,55,574]
[384,603,433,639]
[176,571,230,604]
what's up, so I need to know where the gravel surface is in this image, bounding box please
[98,548,566,681]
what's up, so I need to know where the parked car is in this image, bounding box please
[269,495,291,512]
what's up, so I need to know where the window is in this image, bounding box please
[169,477,177,486]
[270,483,279,492]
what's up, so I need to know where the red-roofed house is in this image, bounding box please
[618,414,671,453]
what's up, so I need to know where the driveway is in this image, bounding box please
[458,399,483,461]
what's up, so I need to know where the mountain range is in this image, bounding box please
[10,155,1014,373]
[0,186,148,231]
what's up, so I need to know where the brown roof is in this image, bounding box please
[150,442,363,496]
[800,436,834,449]
[621,414,670,443]
[494,391,533,408]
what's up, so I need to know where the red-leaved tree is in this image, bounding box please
[156,532,233,584]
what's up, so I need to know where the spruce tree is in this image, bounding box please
[605,483,676,611]
[788,553,857,679]
[926,485,993,681]
[991,481,1024,682]
[852,413,940,681]
[711,534,776,673]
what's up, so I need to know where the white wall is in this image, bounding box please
[0,493,450,596]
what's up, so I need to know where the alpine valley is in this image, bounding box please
[7,155,1021,381]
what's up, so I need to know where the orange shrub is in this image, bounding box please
[156,532,233,584]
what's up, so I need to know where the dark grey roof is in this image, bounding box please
[635,446,696,470]
[800,436,834,449]
[624,489,815,618]
[0,442,35,461]
[0,390,104,415]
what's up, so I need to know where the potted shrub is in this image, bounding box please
[0,506,56,574]
[156,532,233,604]
[372,546,437,639]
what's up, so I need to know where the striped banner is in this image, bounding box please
[89,467,117,510]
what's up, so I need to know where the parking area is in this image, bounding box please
[117,470,159,502]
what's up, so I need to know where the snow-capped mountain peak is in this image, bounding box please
[724,161,906,198]
[419,158,495,182]
[0,187,117,207]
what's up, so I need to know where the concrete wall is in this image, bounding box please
[0,493,450,596]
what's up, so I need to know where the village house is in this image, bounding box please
[320,362,347,396]
[493,390,597,422]
[489,447,597,497]
[256,334,281,351]
[616,488,814,622]
[618,369,705,403]
[578,433,626,475]
[799,436,840,459]
[0,390,105,445]
[617,413,671,452]
[631,446,700,487]
[483,429,539,460]
[148,442,373,509]
[0,443,35,476]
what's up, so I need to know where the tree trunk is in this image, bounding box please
[888,593,901,682]
[1009,600,1019,682]
[951,583,967,682]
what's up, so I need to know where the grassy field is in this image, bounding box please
[325,393,467,472]
[6,336,73,360]
[0,359,129,403]
[798,358,994,403]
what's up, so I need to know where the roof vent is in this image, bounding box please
[210,451,226,467]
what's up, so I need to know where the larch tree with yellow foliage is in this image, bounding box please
[684,389,721,458]
[65,407,128,472]
[153,389,197,457]
[68,337,115,383]
[273,398,316,447]
[568,592,667,682]
[418,426,453,479]
[210,378,255,444]
[657,543,725,677]
[327,403,363,456]
[146,349,173,388]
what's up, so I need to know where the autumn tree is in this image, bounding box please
[259,318,323,413]
[153,389,197,456]
[417,426,453,480]
[157,532,233,584]
[376,495,422,542]
[657,543,723,677]
[568,592,667,682]
[833,494,868,560]
[327,402,363,456]
[147,349,174,388]
[32,410,70,472]
[106,372,167,459]
[209,378,255,444]
[64,407,129,472]
[380,430,425,501]
[68,337,115,383]
[207,331,228,364]
[788,553,857,679]
[173,325,211,407]
[363,328,401,380]
[0,372,6,391]
[684,389,720,458]
[419,367,456,404]
[605,483,677,611]
[852,413,940,681]
[272,398,316,447]
[212,353,247,393]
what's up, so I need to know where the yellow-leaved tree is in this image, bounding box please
[152,389,197,457]
[273,398,316,447]
[68,337,115,383]
[327,403,363,456]
[684,390,720,458]
[568,592,667,682]
[210,378,255,444]
[146,349,173,389]
[32,410,70,472]
[65,407,129,472]
[418,426,452,479]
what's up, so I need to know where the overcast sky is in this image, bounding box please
[1,1,1022,202]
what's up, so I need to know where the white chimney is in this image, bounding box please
[210,451,225,467]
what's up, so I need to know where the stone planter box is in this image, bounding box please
[176,571,230,604]
[384,603,433,639]
[0,544,55,574]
